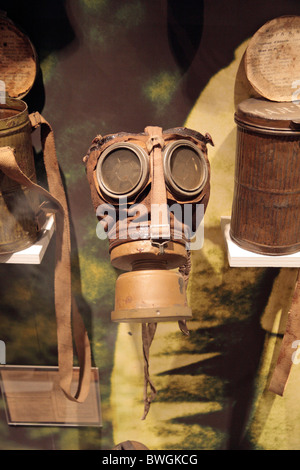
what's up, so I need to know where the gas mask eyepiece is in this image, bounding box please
[96,142,149,200]
[163,139,208,199]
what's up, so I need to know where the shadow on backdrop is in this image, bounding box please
[167,0,204,73]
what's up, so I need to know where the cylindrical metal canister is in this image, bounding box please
[230,98,300,255]
[112,267,192,322]
[0,98,40,253]
[0,14,40,253]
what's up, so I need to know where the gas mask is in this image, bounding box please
[84,126,213,418]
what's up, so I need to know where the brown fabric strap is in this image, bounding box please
[145,126,170,242]
[269,269,300,396]
[0,113,91,403]
[178,250,192,336]
[141,322,157,420]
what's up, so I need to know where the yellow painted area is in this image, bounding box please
[244,328,300,450]
[111,322,226,450]
[244,268,300,450]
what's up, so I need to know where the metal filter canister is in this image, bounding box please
[0,14,40,253]
[230,98,300,256]
[0,98,40,253]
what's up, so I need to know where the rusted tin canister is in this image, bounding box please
[0,14,40,253]
[230,98,300,255]
[0,98,40,253]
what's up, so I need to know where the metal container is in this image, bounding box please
[0,98,40,253]
[0,14,40,253]
[230,98,300,255]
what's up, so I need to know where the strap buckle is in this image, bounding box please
[29,112,41,130]
[150,224,171,254]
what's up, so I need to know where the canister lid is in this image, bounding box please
[245,15,300,102]
[235,98,300,132]
[0,12,37,99]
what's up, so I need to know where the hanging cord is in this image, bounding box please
[178,250,192,336]
[141,322,157,420]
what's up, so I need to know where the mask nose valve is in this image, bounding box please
[150,222,171,254]
[150,238,169,255]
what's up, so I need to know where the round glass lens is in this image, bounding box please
[101,148,142,194]
[170,145,204,191]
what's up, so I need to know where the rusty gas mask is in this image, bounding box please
[84,126,212,417]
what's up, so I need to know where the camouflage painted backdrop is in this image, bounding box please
[0,0,300,450]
